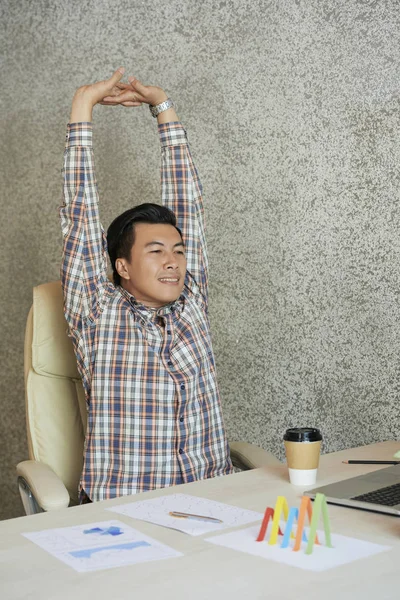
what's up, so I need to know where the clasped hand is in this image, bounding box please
[73,67,168,109]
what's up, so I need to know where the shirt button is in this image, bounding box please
[180,384,185,390]
[179,448,184,454]
[167,361,173,366]
[179,416,184,422]
[167,330,172,335]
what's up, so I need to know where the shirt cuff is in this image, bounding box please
[158,122,187,147]
[65,122,93,149]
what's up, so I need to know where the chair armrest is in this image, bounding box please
[16,460,70,512]
[230,441,281,470]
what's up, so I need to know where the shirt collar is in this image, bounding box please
[118,286,184,321]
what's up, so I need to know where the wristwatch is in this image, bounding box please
[149,98,174,118]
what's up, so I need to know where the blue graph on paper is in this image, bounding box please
[70,540,150,559]
[22,519,183,572]
[83,526,124,537]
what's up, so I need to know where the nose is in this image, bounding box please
[164,252,179,269]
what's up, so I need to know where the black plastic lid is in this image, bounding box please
[283,427,322,443]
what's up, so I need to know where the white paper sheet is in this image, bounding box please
[108,493,264,536]
[205,523,391,572]
[23,519,182,572]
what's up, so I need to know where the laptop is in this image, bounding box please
[304,464,400,516]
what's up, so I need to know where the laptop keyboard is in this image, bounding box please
[352,482,400,507]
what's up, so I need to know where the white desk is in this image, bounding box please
[1,441,400,600]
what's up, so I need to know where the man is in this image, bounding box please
[61,67,233,503]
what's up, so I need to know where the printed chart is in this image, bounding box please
[23,520,182,572]
[108,493,264,535]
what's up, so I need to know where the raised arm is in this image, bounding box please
[61,68,141,331]
[158,116,208,303]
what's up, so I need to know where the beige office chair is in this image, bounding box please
[17,281,280,515]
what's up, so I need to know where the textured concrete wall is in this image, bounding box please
[1,0,399,520]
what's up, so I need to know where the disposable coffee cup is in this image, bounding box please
[283,427,322,486]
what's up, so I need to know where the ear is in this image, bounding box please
[115,258,131,281]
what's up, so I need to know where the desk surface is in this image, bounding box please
[1,441,400,600]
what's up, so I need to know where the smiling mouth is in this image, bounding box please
[158,277,180,285]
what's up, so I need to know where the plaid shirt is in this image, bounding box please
[60,121,233,502]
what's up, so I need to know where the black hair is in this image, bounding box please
[106,203,182,286]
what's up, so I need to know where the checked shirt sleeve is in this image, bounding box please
[60,123,110,332]
[159,122,208,303]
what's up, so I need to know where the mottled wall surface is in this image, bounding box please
[1,0,399,520]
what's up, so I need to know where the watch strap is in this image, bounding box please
[149,98,174,118]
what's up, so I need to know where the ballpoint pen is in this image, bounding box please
[169,511,223,523]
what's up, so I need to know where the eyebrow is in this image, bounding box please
[144,241,185,249]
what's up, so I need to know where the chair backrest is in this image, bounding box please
[25,281,87,504]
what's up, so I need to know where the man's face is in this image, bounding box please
[116,222,187,308]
